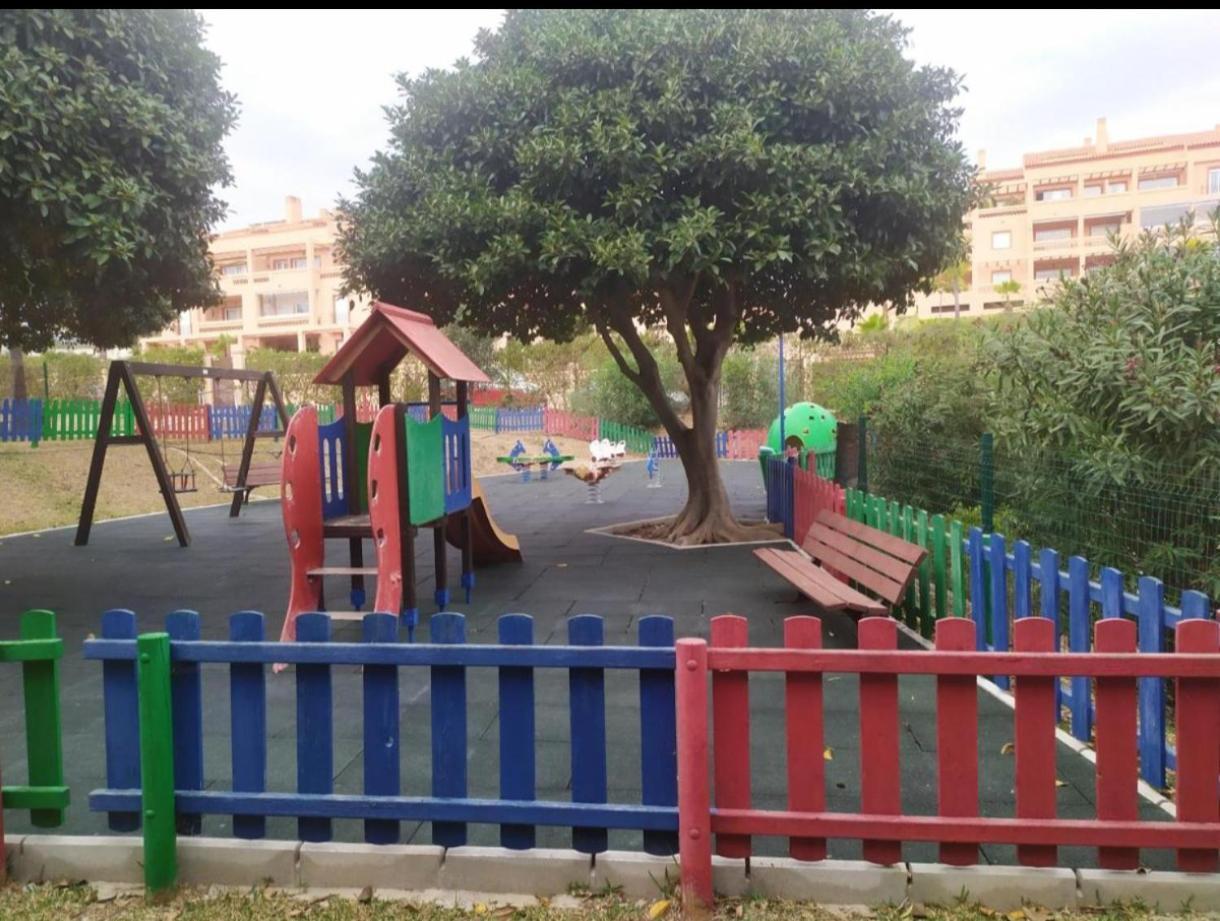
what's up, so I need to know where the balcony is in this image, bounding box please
[1032,236,1077,252]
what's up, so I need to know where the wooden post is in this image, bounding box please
[137,632,178,893]
[857,415,868,494]
[979,432,995,535]
[341,371,365,608]
[396,405,418,637]
[676,637,712,911]
[227,376,266,517]
[457,381,474,601]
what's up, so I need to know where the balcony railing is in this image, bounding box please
[1032,236,1077,251]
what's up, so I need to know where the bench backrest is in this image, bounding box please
[801,510,927,606]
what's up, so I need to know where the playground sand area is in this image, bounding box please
[0,431,605,537]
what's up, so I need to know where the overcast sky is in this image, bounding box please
[200,9,1220,230]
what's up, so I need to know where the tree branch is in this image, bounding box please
[602,302,689,436]
[660,275,699,382]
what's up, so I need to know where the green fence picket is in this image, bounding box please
[19,610,66,827]
[137,632,178,893]
[931,514,948,620]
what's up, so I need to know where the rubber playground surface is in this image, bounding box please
[0,461,1175,867]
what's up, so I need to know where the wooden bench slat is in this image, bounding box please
[801,533,907,605]
[754,548,847,610]
[754,548,886,615]
[804,521,913,586]
[818,511,927,566]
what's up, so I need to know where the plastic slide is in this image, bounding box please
[447,476,522,564]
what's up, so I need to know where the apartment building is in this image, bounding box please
[141,196,372,355]
[918,119,1220,317]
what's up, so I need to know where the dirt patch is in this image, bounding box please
[603,516,783,546]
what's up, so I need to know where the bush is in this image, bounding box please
[570,337,687,429]
[721,349,778,429]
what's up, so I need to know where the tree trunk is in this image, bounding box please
[10,347,28,401]
[952,278,961,320]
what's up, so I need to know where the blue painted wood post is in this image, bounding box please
[1038,548,1061,715]
[296,613,333,843]
[229,612,266,839]
[166,611,203,835]
[1100,568,1124,620]
[1180,590,1211,621]
[569,614,608,854]
[1136,577,1165,789]
[102,609,141,831]
[968,529,986,651]
[1013,541,1032,619]
[1067,556,1091,742]
[498,613,535,849]
[363,613,400,844]
[638,615,678,856]
[989,532,1009,688]
[431,612,467,847]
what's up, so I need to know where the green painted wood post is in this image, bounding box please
[950,520,966,617]
[931,514,948,620]
[857,416,868,494]
[20,610,65,827]
[980,432,995,535]
[137,632,177,893]
[901,505,917,625]
[916,508,932,637]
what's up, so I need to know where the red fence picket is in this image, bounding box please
[724,428,767,460]
[792,465,845,548]
[543,408,599,442]
[139,405,212,441]
[675,614,1220,908]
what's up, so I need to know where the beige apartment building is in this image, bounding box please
[917,119,1220,317]
[141,196,372,355]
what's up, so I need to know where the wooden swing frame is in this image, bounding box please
[74,361,289,547]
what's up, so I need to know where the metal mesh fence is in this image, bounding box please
[868,430,1220,604]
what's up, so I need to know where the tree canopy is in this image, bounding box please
[339,8,975,541]
[0,9,236,352]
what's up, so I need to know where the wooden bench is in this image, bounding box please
[223,462,280,504]
[754,510,927,617]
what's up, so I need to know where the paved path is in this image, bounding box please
[0,461,1174,866]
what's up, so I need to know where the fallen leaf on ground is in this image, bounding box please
[648,898,671,919]
[824,746,834,761]
[1000,741,1014,755]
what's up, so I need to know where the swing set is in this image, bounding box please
[74,360,289,547]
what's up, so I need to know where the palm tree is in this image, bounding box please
[995,279,1021,312]
[934,259,972,320]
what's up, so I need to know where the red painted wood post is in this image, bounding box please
[858,617,902,865]
[710,614,751,859]
[935,617,978,866]
[1013,616,1057,867]
[1093,618,1139,870]
[676,637,713,909]
[1173,618,1220,873]
[784,616,826,861]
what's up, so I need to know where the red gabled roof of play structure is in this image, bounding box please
[314,301,490,386]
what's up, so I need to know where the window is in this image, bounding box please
[1108,180,1127,193]
[1209,168,1220,195]
[259,291,310,317]
[991,270,1012,284]
[220,263,246,276]
[1033,225,1072,242]
[1083,184,1103,198]
[1087,221,1121,237]
[271,257,308,271]
[991,231,1012,250]
[1036,187,1073,202]
[1141,203,1194,229]
[1034,268,1068,282]
[1138,174,1180,191]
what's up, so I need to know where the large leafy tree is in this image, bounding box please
[340,8,974,542]
[0,9,236,396]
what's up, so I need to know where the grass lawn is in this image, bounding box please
[0,431,608,537]
[0,885,1207,921]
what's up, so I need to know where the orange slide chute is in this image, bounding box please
[447,477,521,564]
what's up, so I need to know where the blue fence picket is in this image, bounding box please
[968,529,986,651]
[498,613,536,849]
[1013,541,1031,620]
[1136,577,1165,789]
[0,398,43,444]
[1101,568,1124,620]
[296,613,333,842]
[363,613,400,844]
[1067,556,1091,742]
[1038,548,1061,713]
[229,611,267,839]
[638,615,678,856]
[101,608,140,831]
[568,614,608,854]
[166,611,204,836]
[988,532,1009,689]
[431,612,468,847]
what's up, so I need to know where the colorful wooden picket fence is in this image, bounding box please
[209,404,293,439]
[83,609,680,892]
[494,406,545,433]
[675,613,1220,908]
[543,408,599,441]
[0,398,44,444]
[599,419,654,455]
[772,467,1217,790]
[0,610,69,881]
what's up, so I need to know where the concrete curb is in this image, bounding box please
[11,836,1220,910]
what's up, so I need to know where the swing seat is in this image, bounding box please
[222,462,280,503]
